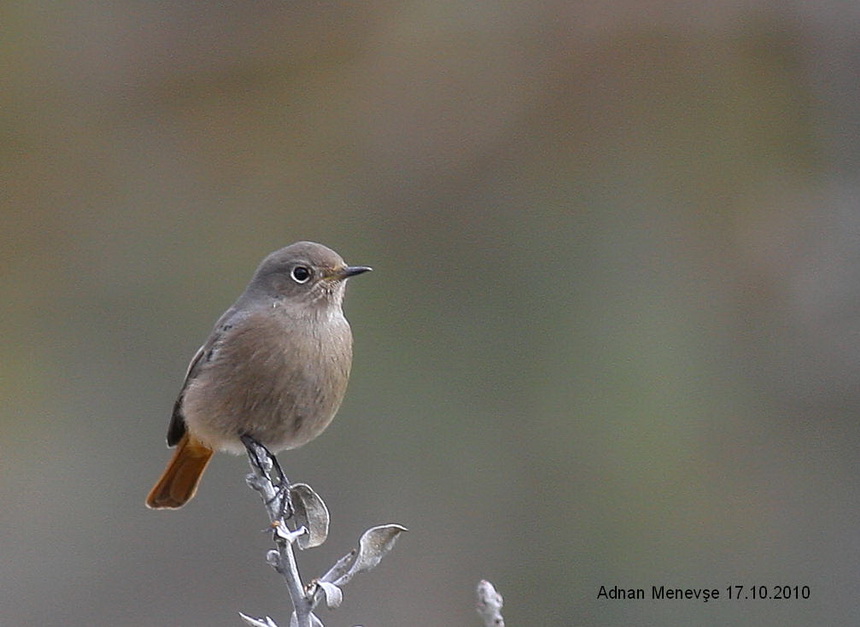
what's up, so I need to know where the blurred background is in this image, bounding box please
[2,2,859,625]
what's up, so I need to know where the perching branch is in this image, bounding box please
[476,580,505,627]
[239,437,406,627]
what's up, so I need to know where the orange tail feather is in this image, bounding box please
[146,434,214,509]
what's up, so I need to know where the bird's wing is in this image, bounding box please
[165,305,243,447]
[165,342,206,447]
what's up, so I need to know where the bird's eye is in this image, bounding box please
[290,265,312,284]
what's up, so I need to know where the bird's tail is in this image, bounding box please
[146,434,214,509]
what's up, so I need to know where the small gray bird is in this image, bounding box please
[146,241,371,509]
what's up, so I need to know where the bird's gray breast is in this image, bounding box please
[181,305,353,453]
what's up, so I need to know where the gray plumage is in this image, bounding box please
[147,241,370,509]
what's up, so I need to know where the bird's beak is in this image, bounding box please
[330,265,372,281]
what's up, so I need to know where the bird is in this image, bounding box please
[146,241,371,509]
